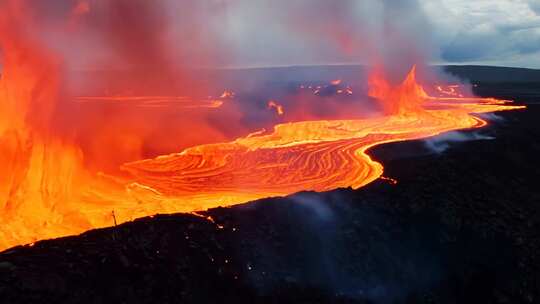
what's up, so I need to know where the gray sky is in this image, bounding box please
[21,0,540,70]
[422,0,540,68]
[219,0,540,69]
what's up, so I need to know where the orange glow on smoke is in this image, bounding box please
[0,2,526,251]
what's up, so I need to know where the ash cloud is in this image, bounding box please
[224,0,434,81]
[4,0,539,71]
[33,0,228,71]
[0,0,245,171]
[8,0,437,80]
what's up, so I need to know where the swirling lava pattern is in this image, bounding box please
[123,99,522,210]
[0,82,524,251]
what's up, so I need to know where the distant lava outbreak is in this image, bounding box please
[0,1,525,251]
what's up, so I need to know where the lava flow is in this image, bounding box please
[0,63,524,251]
[0,2,525,251]
[121,66,523,208]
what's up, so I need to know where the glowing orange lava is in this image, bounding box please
[75,96,226,109]
[268,100,285,115]
[0,62,524,251]
[0,2,525,252]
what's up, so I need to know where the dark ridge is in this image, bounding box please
[444,65,540,83]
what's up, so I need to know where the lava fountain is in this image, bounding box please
[0,2,525,251]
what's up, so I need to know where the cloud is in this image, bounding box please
[421,0,540,67]
[223,0,432,72]
[530,1,540,15]
[6,0,540,70]
[225,0,540,68]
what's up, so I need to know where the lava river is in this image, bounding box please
[121,68,524,213]
[0,63,525,251]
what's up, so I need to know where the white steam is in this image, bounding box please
[424,131,494,153]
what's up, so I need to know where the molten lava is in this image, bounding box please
[268,100,285,115]
[75,96,226,109]
[0,2,525,251]
[0,62,524,251]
